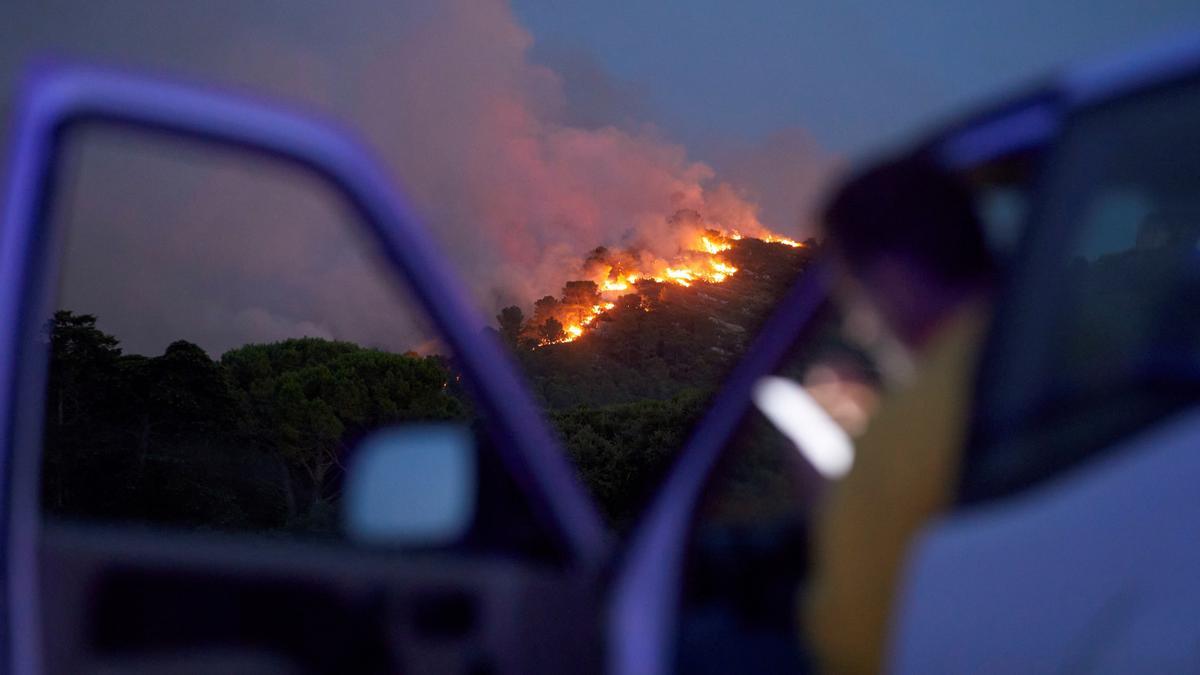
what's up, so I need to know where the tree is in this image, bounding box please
[45,311,121,427]
[496,305,524,347]
[553,389,709,526]
[43,312,125,511]
[221,337,468,524]
[531,294,559,321]
[116,340,236,459]
[538,318,565,344]
[561,280,600,308]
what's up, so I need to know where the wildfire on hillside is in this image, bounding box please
[763,234,804,248]
[510,211,807,348]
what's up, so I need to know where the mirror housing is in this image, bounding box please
[343,425,477,547]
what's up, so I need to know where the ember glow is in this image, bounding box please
[763,234,803,248]
[699,235,732,255]
[538,301,616,346]
[519,220,805,348]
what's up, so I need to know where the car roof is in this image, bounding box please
[916,31,1200,171]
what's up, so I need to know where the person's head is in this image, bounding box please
[822,156,995,355]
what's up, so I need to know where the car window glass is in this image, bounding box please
[40,124,549,554]
[964,150,1041,263]
[969,75,1200,500]
[978,185,1030,256]
[673,308,879,668]
[1039,80,1200,408]
[694,317,877,526]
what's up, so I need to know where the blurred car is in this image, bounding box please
[892,33,1200,674]
[610,30,1200,675]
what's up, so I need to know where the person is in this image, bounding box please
[802,156,997,674]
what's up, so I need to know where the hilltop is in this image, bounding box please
[498,237,818,409]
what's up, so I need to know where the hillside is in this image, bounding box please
[501,237,818,409]
[39,238,817,533]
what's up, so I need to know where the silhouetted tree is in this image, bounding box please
[561,280,600,308]
[45,311,121,428]
[497,305,524,347]
[538,318,565,344]
[221,338,467,525]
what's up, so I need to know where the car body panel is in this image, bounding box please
[892,406,1200,673]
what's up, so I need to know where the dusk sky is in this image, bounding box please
[511,0,1200,156]
[3,0,1199,355]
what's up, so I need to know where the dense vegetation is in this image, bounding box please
[41,311,711,530]
[42,240,815,533]
[43,311,468,533]
[552,390,710,525]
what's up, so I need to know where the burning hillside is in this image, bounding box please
[503,209,807,349]
[498,226,815,409]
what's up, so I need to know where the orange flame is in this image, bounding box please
[531,227,802,347]
[699,235,732,254]
[763,234,803,248]
[544,301,618,345]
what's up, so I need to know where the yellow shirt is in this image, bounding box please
[804,306,989,674]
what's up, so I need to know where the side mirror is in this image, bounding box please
[343,425,477,547]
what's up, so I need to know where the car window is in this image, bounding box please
[519,236,821,530]
[667,304,879,669]
[677,144,1037,532]
[40,124,554,555]
[968,74,1200,501]
[39,119,825,547]
[965,149,1042,263]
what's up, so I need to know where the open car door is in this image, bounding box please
[0,66,608,675]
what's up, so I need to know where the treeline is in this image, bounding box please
[552,390,710,525]
[44,311,469,534]
[41,311,706,532]
[43,242,812,534]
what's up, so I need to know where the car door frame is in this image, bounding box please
[0,64,608,675]
[604,83,1072,675]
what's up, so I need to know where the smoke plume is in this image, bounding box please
[12,0,837,355]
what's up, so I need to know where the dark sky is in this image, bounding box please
[2,0,1198,355]
[512,0,1200,156]
[5,1,1200,149]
